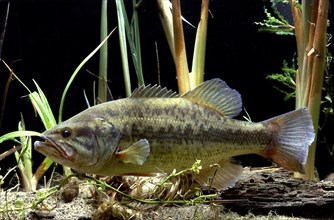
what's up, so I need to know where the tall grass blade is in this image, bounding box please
[0,2,11,128]
[15,117,33,191]
[0,131,41,144]
[117,0,145,87]
[157,0,175,62]
[172,0,190,94]
[30,81,57,129]
[32,157,54,187]
[116,0,132,97]
[0,66,12,129]
[58,29,115,122]
[0,1,9,59]
[83,89,91,108]
[132,0,144,85]
[29,81,73,179]
[190,0,208,88]
[1,60,32,93]
[98,0,108,103]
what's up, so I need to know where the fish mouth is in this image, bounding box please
[34,135,76,160]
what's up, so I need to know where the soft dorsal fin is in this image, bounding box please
[130,84,179,98]
[181,78,242,118]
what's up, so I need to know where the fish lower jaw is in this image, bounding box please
[34,137,76,161]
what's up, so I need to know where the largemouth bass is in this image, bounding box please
[34,79,315,190]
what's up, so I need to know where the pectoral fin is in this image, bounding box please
[195,159,243,191]
[116,139,150,165]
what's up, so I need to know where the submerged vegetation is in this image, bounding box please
[256,0,331,180]
[0,0,211,211]
[0,0,332,218]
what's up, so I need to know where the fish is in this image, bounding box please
[34,78,315,190]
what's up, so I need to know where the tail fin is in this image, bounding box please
[261,108,315,173]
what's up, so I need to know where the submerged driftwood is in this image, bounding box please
[222,167,334,218]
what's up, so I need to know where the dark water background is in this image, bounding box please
[0,0,333,188]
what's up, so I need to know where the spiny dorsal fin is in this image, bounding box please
[130,84,179,98]
[181,78,242,118]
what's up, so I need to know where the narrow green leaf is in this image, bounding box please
[58,29,115,122]
[31,80,57,128]
[17,116,33,191]
[116,0,132,96]
[98,0,108,103]
[32,157,55,187]
[157,0,175,61]
[190,0,208,88]
[0,131,41,144]
[132,0,144,85]
[117,0,144,86]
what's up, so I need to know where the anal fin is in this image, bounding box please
[195,159,243,191]
[116,139,150,165]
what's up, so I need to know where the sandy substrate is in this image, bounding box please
[0,189,306,220]
[1,168,326,220]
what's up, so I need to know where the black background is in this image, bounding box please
[0,0,333,188]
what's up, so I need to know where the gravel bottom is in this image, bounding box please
[0,172,309,220]
[0,187,306,220]
[0,184,97,220]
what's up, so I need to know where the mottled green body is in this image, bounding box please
[99,98,270,176]
[34,79,314,190]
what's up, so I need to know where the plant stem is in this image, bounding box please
[116,0,145,88]
[0,2,10,128]
[115,0,132,97]
[291,0,329,180]
[32,158,54,189]
[157,0,176,62]
[133,0,144,86]
[289,0,303,105]
[302,0,328,180]
[172,0,190,94]
[98,0,108,103]
[190,0,208,88]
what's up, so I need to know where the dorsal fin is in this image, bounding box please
[130,84,179,98]
[181,78,242,118]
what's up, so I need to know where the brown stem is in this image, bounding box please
[302,0,319,106]
[289,0,303,106]
[294,0,328,180]
[172,0,190,94]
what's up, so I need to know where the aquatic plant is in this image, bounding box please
[293,0,330,180]
[0,26,114,192]
[115,0,145,97]
[256,0,330,179]
[157,0,208,92]
[0,0,152,193]
[255,2,295,35]
[98,0,109,103]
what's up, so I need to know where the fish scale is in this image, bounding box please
[97,98,276,175]
[34,79,315,190]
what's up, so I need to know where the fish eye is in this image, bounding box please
[61,128,72,138]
